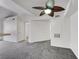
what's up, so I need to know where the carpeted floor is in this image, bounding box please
[0,40,77,59]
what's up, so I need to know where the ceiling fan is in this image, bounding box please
[32,0,65,17]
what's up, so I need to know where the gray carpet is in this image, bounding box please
[0,40,77,59]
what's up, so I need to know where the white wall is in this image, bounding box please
[50,12,78,57]
[50,17,70,48]
[28,20,50,43]
[70,11,78,57]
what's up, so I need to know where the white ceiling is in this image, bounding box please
[0,0,77,21]
[0,6,16,19]
[13,0,69,16]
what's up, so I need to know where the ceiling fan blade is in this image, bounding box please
[32,6,45,10]
[40,11,45,16]
[48,11,54,17]
[53,6,65,12]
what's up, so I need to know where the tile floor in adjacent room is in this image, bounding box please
[0,40,77,59]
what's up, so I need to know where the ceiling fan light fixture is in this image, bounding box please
[44,9,51,14]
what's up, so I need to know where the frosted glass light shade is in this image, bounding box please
[46,0,55,9]
[44,9,51,14]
